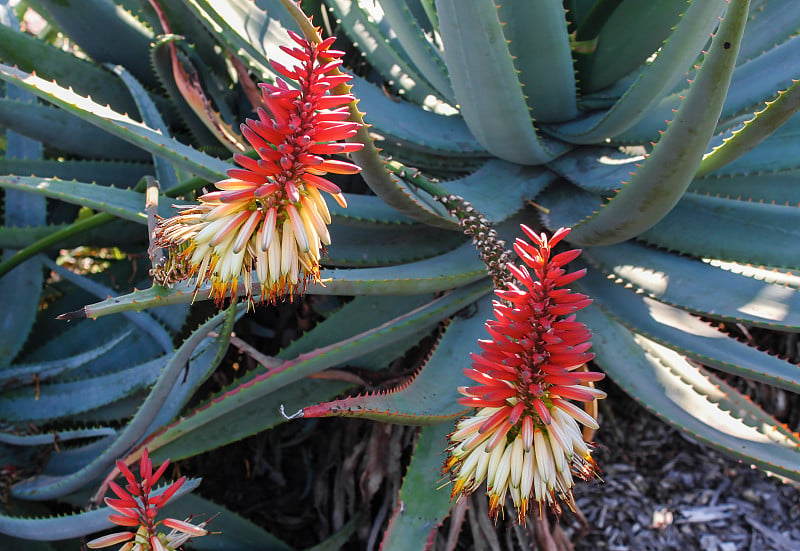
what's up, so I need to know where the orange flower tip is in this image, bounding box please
[86,531,136,549]
[108,514,141,527]
[162,517,209,536]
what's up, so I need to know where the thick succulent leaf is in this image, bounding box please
[145,281,490,462]
[565,0,750,246]
[584,241,800,330]
[74,241,489,317]
[0,330,131,386]
[586,305,800,482]
[353,76,483,156]
[278,294,440,371]
[328,193,418,225]
[698,79,800,177]
[184,0,297,79]
[0,24,138,115]
[576,263,800,392]
[737,0,800,63]
[0,159,153,187]
[0,427,115,446]
[0,356,166,422]
[703,110,800,176]
[688,172,800,205]
[376,0,455,102]
[495,0,576,123]
[546,146,643,194]
[44,259,174,355]
[159,493,294,551]
[441,160,555,223]
[1,67,45,367]
[0,63,232,181]
[0,479,200,540]
[639,193,800,268]
[0,176,181,224]
[380,422,455,550]
[435,0,568,164]
[326,220,465,266]
[299,295,493,424]
[108,63,180,190]
[34,0,157,87]
[0,97,150,161]
[622,32,800,144]
[576,0,689,92]
[721,33,800,121]
[548,0,725,142]
[11,307,235,500]
[326,0,446,105]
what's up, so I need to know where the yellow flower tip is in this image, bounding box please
[86,531,135,549]
[162,517,209,537]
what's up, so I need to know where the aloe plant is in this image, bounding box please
[1,0,799,548]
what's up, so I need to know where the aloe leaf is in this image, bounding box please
[329,193,416,225]
[493,0,576,123]
[107,63,180,190]
[639,193,800,268]
[699,80,800,177]
[441,160,555,222]
[0,479,200,540]
[0,330,131,385]
[622,33,800,145]
[546,146,642,194]
[0,427,115,446]
[144,281,490,462]
[376,0,455,102]
[566,0,750,246]
[326,221,464,266]
[549,0,726,142]
[299,295,492,424]
[34,0,157,87]
[584,241,800,330]
[576,0,689,92]
[0,24,138,115]
[0,176,180,224]
[277,294,439,370]
[352,76,483,156]
[703,111,800,176]
[436,0,568,164]
[0,97,150,162]
[0,356,166,422]
[576,263,800,393]
[721,34,800,121]
[0,159,153,187]
[0,58,45,367]
[306,511,364,551]
[737,1,800,63]
[0,63,232,181]
[44,259,173,354]
[326,0,445,105]
[11,307,235,500]
[688,172,800,205]
[380,422,455,550]
[72,240,489,318]
[584,305,800,481]
[159,493,293,551]
[184,0,296,79]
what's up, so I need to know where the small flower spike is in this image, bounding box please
[444,226,605,523]
[155,31,362,305]
[87,449,209,551]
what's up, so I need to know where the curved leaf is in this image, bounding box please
[566,0,750,246]
[584,241,800,330]
[436,0,568,164]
